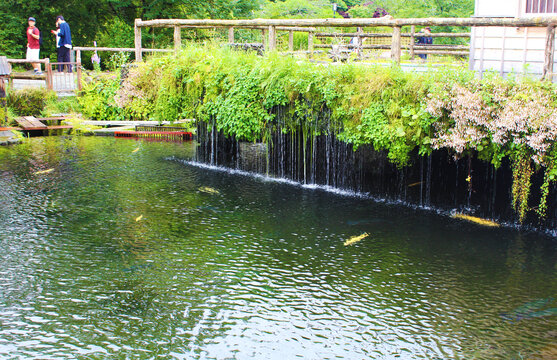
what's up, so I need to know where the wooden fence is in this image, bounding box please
[7,58,82,92]
[133,17,557,79]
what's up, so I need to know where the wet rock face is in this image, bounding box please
[195,123,557,232]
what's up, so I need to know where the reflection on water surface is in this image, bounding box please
[0,137,555,359]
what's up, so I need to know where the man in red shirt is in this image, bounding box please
[26,17,42,74]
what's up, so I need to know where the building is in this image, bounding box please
[470,0,556,79]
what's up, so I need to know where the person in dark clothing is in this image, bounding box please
[51,24,61,69]
[416,27,433,60]
[55,16,72,72]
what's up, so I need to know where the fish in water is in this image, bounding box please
[135,215,143,222]
[408,181,422,188]
[122,264,153,273]
[344,233,369,246]
[197,205,220,212]
[132,148,140,153]
[452,214,500,228]
[199,186,220,195]
[346,220,370,226]
[500,297,556,323]
[34,168,54,175]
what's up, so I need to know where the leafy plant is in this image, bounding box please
[85,44,557,222]
[7,88,57,116]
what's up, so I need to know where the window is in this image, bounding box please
[526,0,557,13]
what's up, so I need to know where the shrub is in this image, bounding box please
[87,45,557,222]
[7,88,56,116]
[79,73,127,121]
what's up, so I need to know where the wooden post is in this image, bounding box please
[391,26,402,64]
[76,51,82,91]
[356,26,363,57]
[410,25,416,59]
[45,59,53,91]
[134,19,142,61]
[308,31,314,58]
[288,30,294,51]
[268,26,277,51]
[174,26,181,55]
[262,29,268,51]
[228,27,235,44]
[543,24,555,80]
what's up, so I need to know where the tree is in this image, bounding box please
[0,0,113,58]
[258,0,344,18]
[0,0,262,59]
[369,0,474,18]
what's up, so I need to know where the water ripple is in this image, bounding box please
[0,137,555,359]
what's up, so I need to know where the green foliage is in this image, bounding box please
[512,151,534,224]
[44,96,81,116]
[7,88,57,116]
[348,0,474,45]
[537,148,557,219]
[0,0,261,63]
[0,103,8,126]
[258,0,336,18]
[113,45,435,160]
[106,52,131,72]
[85,45,557,222]
[372,0,474,18]
[79,73,126,120]
[0,0,114,59]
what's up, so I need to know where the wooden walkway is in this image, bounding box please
[14,116,73,131]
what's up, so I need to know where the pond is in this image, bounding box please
[0,137,556,359]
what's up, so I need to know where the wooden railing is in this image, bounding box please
[133,16,557,78]
[7,58,53,90]
[6,58,82,92]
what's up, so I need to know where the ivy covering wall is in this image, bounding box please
[79,45,557,222]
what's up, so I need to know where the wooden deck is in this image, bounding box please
[14,116,73,131]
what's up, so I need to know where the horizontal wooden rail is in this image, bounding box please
[414,50,469,56]
[168,25,316,31]
[315,44,469,51]
[8,58,50,64]
[137,17,557,28]
[131,16,555,71]
[315,32,471,38]
[74,46,173,53]
[9,73,46,80]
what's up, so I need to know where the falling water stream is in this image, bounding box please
[0,136,556,359]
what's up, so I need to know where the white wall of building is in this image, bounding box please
[474,0,519,17]
[470,0,556,79]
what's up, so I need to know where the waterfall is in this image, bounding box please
[193,120,557,232]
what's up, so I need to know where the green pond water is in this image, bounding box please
[0,137,556,359]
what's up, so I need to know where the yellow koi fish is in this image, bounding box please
[135,215,143,222]
[34,168,54,175]
[452,214,500,228]
[132,148,140,153]
[344,233,369,246]
[199,187,220,195]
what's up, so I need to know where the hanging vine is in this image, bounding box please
[536,149,557,219]
[512,152,534,223]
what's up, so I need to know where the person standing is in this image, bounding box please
[416,27,433,60]
[51,24,61,68]
[26,17,42,74]
[56,16,72,72]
